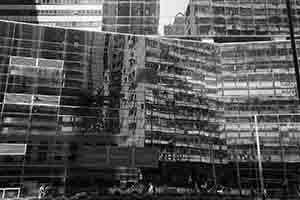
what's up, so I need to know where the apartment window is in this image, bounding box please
[38,152,47,161]
[54,155,62,161]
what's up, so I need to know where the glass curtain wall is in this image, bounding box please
[0,21,105,194]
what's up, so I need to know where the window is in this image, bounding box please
[38,152,47,161]
[54,155,62,161]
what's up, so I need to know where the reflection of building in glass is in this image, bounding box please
[117,36,226,162]
[102,0,160,34]
[180,0,300,37]
[0,19,228,193]
[219,41,300,190]
[164,13,186,36]
[102,31,228,187]
[102,31,227,167]
[0,0,103,30]
[101,33,300,193]
[0,21,158,195]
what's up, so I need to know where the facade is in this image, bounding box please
[183,0,300,37]
[111,36,300,192]
[0,21,158,195]
[102,0,160,35]
[109,35,227,163]
[102,31,227,186]
[162,1,300,192]
[219,40,300,192]
[0,19,228,193]
[0,0,103,31]
[2,17,300,196]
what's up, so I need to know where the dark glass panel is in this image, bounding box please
[14,23,40,40]
[42,27,66,43]
[66,29,86,46]
[0,21,15,38]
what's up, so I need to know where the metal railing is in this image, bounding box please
[0,187,20,199]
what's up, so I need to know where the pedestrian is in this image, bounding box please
[282,178,288,198]
[188,175,193,189]
[250,187,255,198]
[139,172,143,182]
[263,188,267,200]
[148,182,154,194]
[38,184,45,199]
[45,184,53,197]
[194,181,200,193]
[201,180,208,192]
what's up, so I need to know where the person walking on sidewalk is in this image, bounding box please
[38,184,45,199]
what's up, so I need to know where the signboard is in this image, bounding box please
[159,152,188,162]
[276,88,296,97]
[0,143,27,155]
[76,146,158,168]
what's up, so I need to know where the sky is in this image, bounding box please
[159,0,189,35]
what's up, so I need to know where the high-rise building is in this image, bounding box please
[2,18,300,196]
[102,0,160,35]
[158,0,300,195]
[179,0,300,38]
[219,40,300,191]
[0,0,103,31]
[2,0,300,196]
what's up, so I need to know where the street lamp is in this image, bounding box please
[253,113,300,198]
[254,114,264,198]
